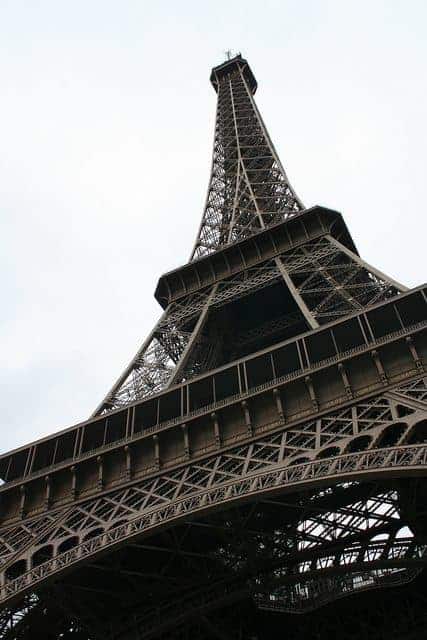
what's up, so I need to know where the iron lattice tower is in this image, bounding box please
[0,55,426,640]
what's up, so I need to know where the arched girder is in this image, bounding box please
[2,443,427,611]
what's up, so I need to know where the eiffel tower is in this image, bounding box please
[1,54,427,640]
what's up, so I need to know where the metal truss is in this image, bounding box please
[93,259,286,413]
[111,535,425,640]
[35,481,427,640]
[91,285,218,414]
[256,567,422,613]
[3,377,427,565]
[4,376,425,575]
[75,567,427,640]
[264,570,427,640]
[93,233,405,414]
[191,57,302,260]
[0,594,91,640]
[0,596,37,639]
[279,235,403,324]
[155,568,427,640]
[2,478,427,639]
[1,379,427,616]
[4,486,425,640]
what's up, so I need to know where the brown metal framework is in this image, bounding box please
[0,54,425,639]
[191,55,302,258]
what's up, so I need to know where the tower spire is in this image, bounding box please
[191,54,303,260]
[88,55,405,415]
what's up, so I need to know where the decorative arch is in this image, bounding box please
[375,423,407,448]
[407,420,427,445]
[346,435,372,453]
[31,545,53,568]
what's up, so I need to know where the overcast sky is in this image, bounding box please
[1,0,426,453]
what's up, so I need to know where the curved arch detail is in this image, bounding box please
[2,442,427,608]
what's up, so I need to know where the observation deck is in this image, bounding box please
[210,53,258,94]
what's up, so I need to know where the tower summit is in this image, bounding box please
[193,54,302,260]
[0,56,426,640]
[210,54,258,93]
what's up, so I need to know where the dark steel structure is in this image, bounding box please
[0,55,426,639]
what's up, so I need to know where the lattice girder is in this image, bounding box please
[1,378,426,571]
[1,379,427,624]
[93,230,406,414]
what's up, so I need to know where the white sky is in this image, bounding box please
[1,0,426,453]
